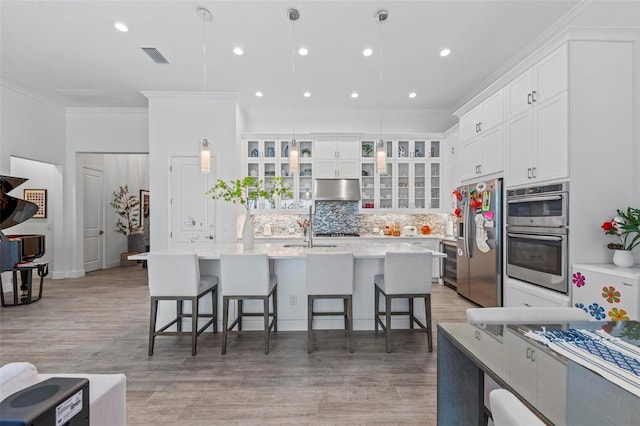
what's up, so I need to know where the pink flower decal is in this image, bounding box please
[572,272,585,287]
[602,286,621,304]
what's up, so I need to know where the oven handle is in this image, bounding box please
[507,195,563,204]
[507,233,563,242]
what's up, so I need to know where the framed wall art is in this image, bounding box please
[24,189,47,218]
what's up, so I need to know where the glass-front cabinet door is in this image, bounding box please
[244,136,313,212]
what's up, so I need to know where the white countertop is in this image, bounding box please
[128,241,446,261]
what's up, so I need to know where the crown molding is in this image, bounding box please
[1,80,65,110]
[65,107,148,115]
[141,91,238,100]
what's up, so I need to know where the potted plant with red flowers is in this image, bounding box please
[601,207,640,267]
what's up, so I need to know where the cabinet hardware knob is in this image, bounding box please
[532,167,537,178]
[527,93,532,105]
[526,347,531,359]
[527,168,532,179]
[532,90,537,102]
[531,350,536,362]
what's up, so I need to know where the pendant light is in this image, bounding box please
[376,9,388,175]
[198,7,212,174]
[288,8,300,174]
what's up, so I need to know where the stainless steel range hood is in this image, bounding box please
[314,178,361,201]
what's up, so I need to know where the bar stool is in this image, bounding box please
[220,253,277,354]
[374,251,433,353]
[490,389,545,426]
[147,253,218,356]
[306,252,354,354]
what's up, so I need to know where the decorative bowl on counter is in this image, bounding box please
[421,225,432,235]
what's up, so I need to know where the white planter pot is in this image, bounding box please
[612,249,634,267]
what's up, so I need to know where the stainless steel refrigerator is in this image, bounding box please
[456,178,502,307]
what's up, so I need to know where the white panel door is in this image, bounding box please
[83,167,104,272]
[506,111,534,187]
[533,92,568,183]
[170,156,216,245]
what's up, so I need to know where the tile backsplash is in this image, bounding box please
[251,203,454,237]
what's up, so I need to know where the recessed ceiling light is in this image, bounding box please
[255,91,263,97]
[351,92,359,98]
[409,92,417,98]
[233,47,244,56]
[303,91,311,97]
[363,48,373,57]
[440,48,451,57]
[114,22,128,32]
[298,47,309,56]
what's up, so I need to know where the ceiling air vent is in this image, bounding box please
[141,47,169,64]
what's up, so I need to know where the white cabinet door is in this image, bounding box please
[314,159,338,178]
[507,69,533,119]
[535,349,567,425]
[506,110,534,187]
[533,92,568,183]
[480,89,505,132]
[505,330,535,401]
[336,138,360,160]
[459,137,482,181]
[459,106,481,142]
[505,278,570,307]
[314,139,338,159]
[478,125,504,177]
[336,159,361,178]
[534,43,568,106]
[507,44,567,120]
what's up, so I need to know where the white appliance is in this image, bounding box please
[403,226,417,237]
[572,263,640,321]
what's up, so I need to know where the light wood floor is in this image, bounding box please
[0,266,476,425]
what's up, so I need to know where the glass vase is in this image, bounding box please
[242,211,254,250]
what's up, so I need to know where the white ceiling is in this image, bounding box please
[1,0,586,117]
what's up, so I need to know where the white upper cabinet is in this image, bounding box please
[314,136,360,178]
[459,89,505,142]
[506,44,568,119]
[506,44,568,187]
[459,125,504,181]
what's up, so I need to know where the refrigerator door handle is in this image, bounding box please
[464,199,472,258]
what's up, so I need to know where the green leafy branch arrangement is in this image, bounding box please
[110,185,141,236]
[206,176,292,210]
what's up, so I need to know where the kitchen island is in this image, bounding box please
[132,241,445,331]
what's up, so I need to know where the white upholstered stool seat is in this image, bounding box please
[466,307,589,325]
[374,251,433,353]
[147,253,218,356]
[490,389,545,426]
[220,254,278,354]
[306,252,355,353]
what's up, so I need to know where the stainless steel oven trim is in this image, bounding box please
[506,192,568,228]
[506,227,568,294]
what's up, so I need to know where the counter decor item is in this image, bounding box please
[206,177,291,250]
[602,207,640,267]
[296,219,310,237]
[421,225,432,235]
[362,144,373,157]
[301,148,311,157]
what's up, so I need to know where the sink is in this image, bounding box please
[282,243,338,248]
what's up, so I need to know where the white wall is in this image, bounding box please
[65,109,148,277]
[145,93,240,249]
[245,108,455,134]
[0,82,66,175]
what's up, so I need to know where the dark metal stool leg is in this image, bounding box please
[211,287,218,334]
[273,286,278,332]
[237,299,243,331]
[191,296,199,356]
[347,295,353,353]
[176,300,183,332]
[409,297,414,329]
[385,295,392,353]
[374,285,380,332]
[264,296,270,354]
[307,295,314,354]
[343,298,348,330]
[149,298,159,356]
[222,296,229,355]
[425,295,433,352]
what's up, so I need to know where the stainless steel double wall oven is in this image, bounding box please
[506,182,569,294]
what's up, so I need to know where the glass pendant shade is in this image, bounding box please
[376,140,387,175]
[289,139,299,174]
[200,139,211,174]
